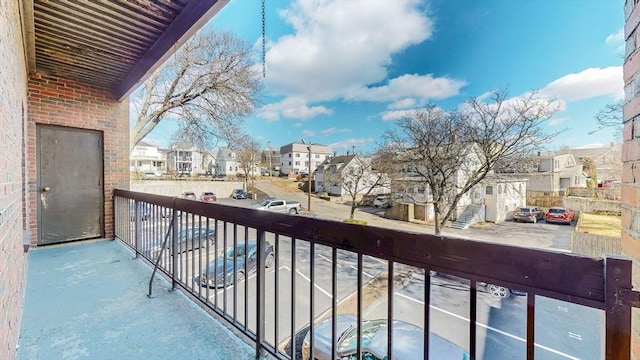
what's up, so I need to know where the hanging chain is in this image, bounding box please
[262,0,266,78]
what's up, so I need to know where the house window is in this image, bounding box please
[288,154,292,157]
[498,185,503,194]
[295,161,300,166]
[296,153,300,157]
[486,186,493,195]
[315,154,320,158]
[288,161,291,166]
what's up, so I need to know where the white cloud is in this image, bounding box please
[329,137,376,151]
[302,129,316,137]
[321,127,351,136]
[381,109,415,121]
[259,0,465,121]
[388,98,417,110]
[258,97,333,122]
[346,74,466,102]
[538,66,623,103]
[605,28,624,44]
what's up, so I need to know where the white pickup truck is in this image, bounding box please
[252,198,301,214]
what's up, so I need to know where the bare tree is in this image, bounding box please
[318,152,393,220]
[235,136,262,189]
[130,30,261,152]
[590,100,623,136]
[384,90,559,235]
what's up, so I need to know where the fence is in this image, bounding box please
[113,189,638,360]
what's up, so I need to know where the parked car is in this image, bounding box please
[182,191,196,200]
[251,198,300,214]
[373,195,391,208]
[142,172,160,179]
[485,283,526,299]
[151,227,216,257]
[512,206,544,223]
[545,207,575,224]
[301,315,468,360]
[198,240,274,287]
[231,189,248,199]
[200,191,217,202]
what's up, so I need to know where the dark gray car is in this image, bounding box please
[302,315,468,360]
[198,240,274,287]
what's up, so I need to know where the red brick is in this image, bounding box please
[624,139,640,162]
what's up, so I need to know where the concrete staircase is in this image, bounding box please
[451,204,484,230]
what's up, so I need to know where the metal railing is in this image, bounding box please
[113,189,639,360]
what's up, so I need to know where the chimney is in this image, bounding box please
[333,152,337,157]
[346,150,350,156]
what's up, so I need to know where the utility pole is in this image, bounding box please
[267,141,272,177]
[307,144,312,212]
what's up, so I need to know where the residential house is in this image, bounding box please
[521,154,586,195]
[216,147,259,177]
[279,142,332,175]
[314,153,389,196]
[261,147,282,175]
[392,144,526,226]
[129,141,166,174]
[566,143,622,184]
[166,142,206,176]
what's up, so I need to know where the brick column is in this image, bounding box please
[623,1,640,359]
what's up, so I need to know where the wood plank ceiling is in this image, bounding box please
[29,0,227,100]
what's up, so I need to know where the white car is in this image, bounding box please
[373,196,390,208]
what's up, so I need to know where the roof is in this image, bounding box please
[319,154,357,172]
[24,0,229,101]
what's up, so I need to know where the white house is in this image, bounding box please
[166,142,206,176]
[129,141,166,174]
[279,142,332,175]
[391,143,527,227]
[522,154,586,195]
[216,147,260,177]
[314,154,390,196]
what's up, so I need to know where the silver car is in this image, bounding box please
[302,315,468,360]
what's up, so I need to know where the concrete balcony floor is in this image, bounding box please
[18,239,254,360]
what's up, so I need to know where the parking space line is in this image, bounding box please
[318,253,342,267]
[394,292,580,360]
[295,269,333,298]
[349,265,373,278]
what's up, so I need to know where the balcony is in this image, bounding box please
[18,189,639,360]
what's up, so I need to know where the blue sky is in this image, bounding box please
[141,0,625,153]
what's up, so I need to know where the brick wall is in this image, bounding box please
[0,1,28,358]
[27,75,130,245]
[624,1,640,358]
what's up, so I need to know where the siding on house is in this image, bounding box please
[279,142,332,175]
[0,1,29,358]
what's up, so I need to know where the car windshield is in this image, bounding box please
[203,192,214,196]
[338,320,386,353]
[549,208,566,214]
[259,199,272,206]
[519,208,534,212]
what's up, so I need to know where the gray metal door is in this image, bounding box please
[37,125,104,245]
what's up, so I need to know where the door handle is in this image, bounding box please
[42,186,51,192]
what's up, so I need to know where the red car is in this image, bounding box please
[545,207,575,224]
[200,191,217,202]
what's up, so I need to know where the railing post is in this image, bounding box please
[134,200,141,258]
[171,208,179,290]
[255,229,266,359]
[604,256,632,360]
